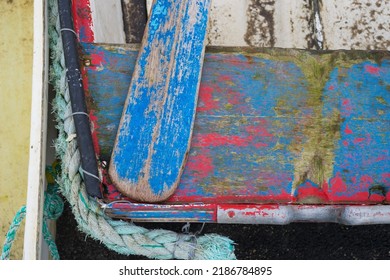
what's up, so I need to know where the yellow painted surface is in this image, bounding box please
[0,0,33,259]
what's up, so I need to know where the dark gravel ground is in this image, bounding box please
[56,200,390,260]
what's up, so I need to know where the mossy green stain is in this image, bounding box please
[234,49,380,193]
[376,96,388,105]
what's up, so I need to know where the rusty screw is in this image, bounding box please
[84,59,91,67]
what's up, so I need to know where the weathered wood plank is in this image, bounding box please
[121,0,147,43]
[86,0,390,50]
[217,205,390,225]
[321,60,390,202]
[206,0,248,47]
[72,0,95,42]
[152,0,315,48]
[89,0,126,44]
[71,0,148,45]
[104,201,215,222]
[321,0,390,50]
[82,43,390,205]
[109,0,212,202]
[24,0,48,260]
[243,0,316,49]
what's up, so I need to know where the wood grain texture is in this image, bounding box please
[71,0,95,43]
[90,0,126,44]
[82,43,390,206]
[81,0,389,51]
[321,0,390,50]
[23,0,46,259]
[109,0,211,202]
[121,0,147,43]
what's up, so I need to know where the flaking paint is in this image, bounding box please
[82,44,390,207]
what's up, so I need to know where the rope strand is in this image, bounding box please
[0,206,26,260]
[0,185,63,260]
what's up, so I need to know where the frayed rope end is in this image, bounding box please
[196,234,236,260]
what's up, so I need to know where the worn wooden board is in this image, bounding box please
[81,43,390,208]
[78,0,390,51]
[121,0,147,43]
[150,0,318,49]
[321,0,390,50]
[217,205,390,225]
[236,0,318,49]
[72,0,95,42]
[71,0,136,44]
[23,0,47,259]
[69,0,390,223]
[89,0,126,44]
[109,0,212,202]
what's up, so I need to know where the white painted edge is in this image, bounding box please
[218,205,390,225]
[90,0,126,44]
[23,0,49,260]
[146,0,153,15]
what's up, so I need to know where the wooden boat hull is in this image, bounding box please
[69,0,390,223]
[80,43,390,221]
[22,2,390,254]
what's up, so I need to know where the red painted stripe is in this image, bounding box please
[72,0,94,43]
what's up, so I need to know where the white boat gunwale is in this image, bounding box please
[23,0,49,260]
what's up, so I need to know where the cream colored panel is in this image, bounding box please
[322,0,390,50]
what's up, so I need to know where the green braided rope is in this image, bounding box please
[42,182,64,260]
[0,206,26,260]
[48,0,235,260]
[0,184,63,260]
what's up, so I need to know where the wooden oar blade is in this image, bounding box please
[109,0,211,202]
